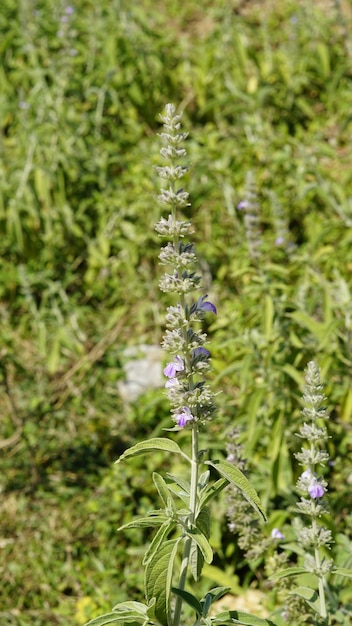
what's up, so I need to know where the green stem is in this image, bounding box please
[312,516,327,619]
[173,423,199,626]
[309,459,327,620]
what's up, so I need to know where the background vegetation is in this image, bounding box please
[1,0,352,624]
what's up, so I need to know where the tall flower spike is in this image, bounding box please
[155,104,217,428]
[293,361,333,620]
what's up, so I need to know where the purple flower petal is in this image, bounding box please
[199,295,217,315]
[174,406,193,427]
[308,481,325,499]
[163,355,184,378]
[271,528,285,540]
[192,347,210,358]
[165,377,179,389]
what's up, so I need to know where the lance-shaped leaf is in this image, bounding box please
[119,510,168,531]
[198,478,228,512]
[211,610,277,626]
[153,472,176,511]
[85,613,124,626]
[116,438,190,464]
[85,601,150,626]
[288,587,320,614]
[143,519,176,565]
[196,507,210,538]
[201,587,231,616]
[171,587,203,616]
[190,540,204,582]
[185,524,213,564]
[269,566,307,581]
[205,459,266,521]
[165,472,190,494]
[145,538,181,626]
[332,567,352,580]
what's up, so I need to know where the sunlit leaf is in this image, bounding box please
[85,601,149,626]
[116,438,190,464]
[153,472,175,510]
[269,567,307,581]
[185,524,213,564]
[211,610,276,626]
[143,520,176,565]
[145,538,181,626]
[205,460,266,521]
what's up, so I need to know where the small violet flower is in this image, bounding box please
[192,347,210,358]
[174,406,193,428]
[308,479,325,499]
[237,200,249,210]
[165,377,179,389]
[163,355,184,378]
[299,469,325,499]
[271,528,285,540]
[197,295,217,315]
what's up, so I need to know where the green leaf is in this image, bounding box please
[211,610,276,626]
[282,363,303,387]
[196,506,210,538]
[190,540,204,582]
[145,538,181,626]
[201,587,231,616]
[186,524,213,564]
[143,520,176,565]
[332,567,352,579]
[119,511,168,531]
[269,566,307,581]
[153,472,175,509]
[171,587,203,616]
[85,602,149,626]
[165,473,190,494]
[111,601,150,614]
[205,460,266,521]
[164,473,190,506]
[263,294,274,339]
[85,613,124,626]
[286,311,335,349]
[198,478,228,511]
[198,470,210,490]
[116,438,190,464]
[288,586,320,614]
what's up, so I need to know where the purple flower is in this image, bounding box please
[163,356,184,378]
[308,480,325,499]
[174,406,193,427]
[237,200,249,211]
[198,295,217,315]
[165,377,179,389]
[271,528,285,540]
[192,347,210,358]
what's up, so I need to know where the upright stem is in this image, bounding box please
[312,516,327,619]
[173,423,199,626]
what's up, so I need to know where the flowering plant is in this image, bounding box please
[84,104,273,626]
[269,362,352,624]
